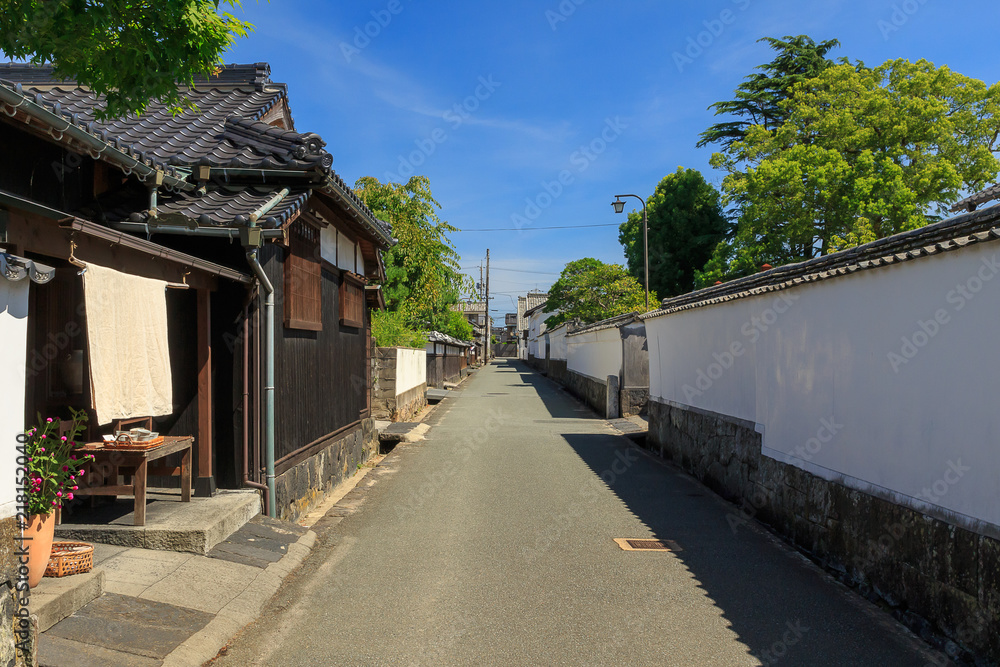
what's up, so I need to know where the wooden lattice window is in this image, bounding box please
[284,220,322,331]
[339,272,364,328]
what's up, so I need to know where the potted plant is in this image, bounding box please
[24,408,92,587]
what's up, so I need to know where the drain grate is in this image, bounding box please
[614,538,682,552]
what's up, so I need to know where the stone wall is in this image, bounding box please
[1,516,32,667]
[274,418,378,523]
[620,388,648,417]
[563,370,610,419]
[647,398,1000,663]
[373,348,427,421]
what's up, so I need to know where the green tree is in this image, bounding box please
[544,258,651,327]
[699,59,1000,286]
[618,167,728,298]
[355,175,472,343]
[0,1,254,119]
[697,35,841,150]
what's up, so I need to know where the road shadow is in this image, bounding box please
[555,430,932,666]
[488,359,597,420]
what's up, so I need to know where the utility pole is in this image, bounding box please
[485,249,491,363]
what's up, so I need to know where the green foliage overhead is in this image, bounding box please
[0,0,254,119]
[697,35,841,150]
[544,258,652,327]
[355,175,472,343]
[699,58,1000,286]
[370,310,427,349]
[618,167,728,298]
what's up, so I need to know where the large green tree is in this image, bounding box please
[544,258,651,327]
[0,0,253,118]
[355,175,472,343]
[697,35,841,150]
[699,58,1000,286]
[618,167,727,298]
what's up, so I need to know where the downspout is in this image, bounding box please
[245,248,277,518]
[241,294,269,513]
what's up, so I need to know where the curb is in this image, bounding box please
[160,530,318,667]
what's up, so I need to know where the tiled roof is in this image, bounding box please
[426,331,472,347]
[566,312,639,336]
[0,63,394,247]
[129,187,311,228]
[950,183,1000,213]
[641,205,1000,321]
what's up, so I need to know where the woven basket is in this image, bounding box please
[45,541,94,578]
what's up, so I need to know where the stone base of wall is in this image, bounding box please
[563,370,610,418]
[546,359,568,385]
[621,387,648,417]
[1,516,32,667]
[394,383,427,422]
[274,418,378,523]
[647,398,1000,663]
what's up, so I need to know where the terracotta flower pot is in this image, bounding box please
[25,513,56,588]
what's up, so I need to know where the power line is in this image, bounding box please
[461,266,559,276]
[455,223,620,232]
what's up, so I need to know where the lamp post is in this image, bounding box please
[612,194,649,310]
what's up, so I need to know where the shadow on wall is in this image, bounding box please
[547,432,933,666]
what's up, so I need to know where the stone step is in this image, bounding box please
[55,489,261,555]
[31,568,105,632]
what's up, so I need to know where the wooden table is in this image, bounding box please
[74,436,193,526]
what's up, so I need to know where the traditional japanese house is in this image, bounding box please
[0,63,394,521]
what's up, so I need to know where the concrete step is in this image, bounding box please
[55,489,261,555]
[32,568,105,632]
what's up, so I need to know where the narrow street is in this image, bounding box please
[213,360,935,666]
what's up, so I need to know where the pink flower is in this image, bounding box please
[70,455,77,460]
[40,435,46,439]
[46,418,52,423]
[61,436,67,442]
[51,500,57,506]
[56,491,62,497]
[62,466,69,472]
[71,486,78,490]
[66,493,74,500]
[39,448,45,453]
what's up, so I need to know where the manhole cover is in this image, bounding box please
[614,538,681,552]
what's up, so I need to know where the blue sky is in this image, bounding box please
[224,0,999,322]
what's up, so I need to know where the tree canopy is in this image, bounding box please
[618,167,728,298]
[698,57,1000,286]
[355,175,472,344]
[0,0,254,119]
[697,35,841,151]
[544,258,651,327]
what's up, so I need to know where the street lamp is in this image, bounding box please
[611,194,649,310]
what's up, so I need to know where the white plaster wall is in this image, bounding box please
[394,347,427,395]
[548,325,568,361]
[0,280,29,519]
[337,232,357,274]
[320,224,337,265]
[567,327,622,381]
[527,310,556,358]
[646,241,1000,531]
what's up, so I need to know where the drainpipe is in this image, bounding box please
[241,295,269,513]
[245,248,277,518]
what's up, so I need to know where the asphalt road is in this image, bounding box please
[212,360,939,666]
